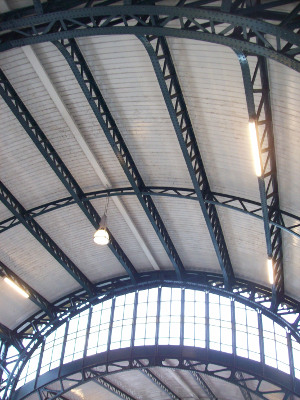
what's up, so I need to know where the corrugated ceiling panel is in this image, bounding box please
[103,195,173,270]
[0,47,105,195]
[0,95,70,210]
[0,201,12,222]
[0,280,39,330]
[167,38,260,201]
[75,35,193,188]
[149,366,205,399]
[0,224,79,302]
[31,41,130,189]
[195,372,246,400]
[152,196,220,272]
[282,231,300,302]
[69,381,120,400]
[106,370,170,400]
[268,60,300,302]
[35,202,145,281]
[217,207,268,286]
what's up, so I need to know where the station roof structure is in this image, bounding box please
[0,1,300,400]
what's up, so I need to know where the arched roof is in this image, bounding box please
[0,1,300,400]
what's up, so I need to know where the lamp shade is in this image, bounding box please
[93,228,109,245]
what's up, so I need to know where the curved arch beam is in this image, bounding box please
[12,346,298,400]
[1,187,300,240]
[5,272,300,399]
[0,6,299,71]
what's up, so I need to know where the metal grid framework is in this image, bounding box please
[1,276,300,399]
[7,285,300,400]
[0,1,300,400]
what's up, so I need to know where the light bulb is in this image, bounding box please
[249,120,262,177]
[4,277,29,298]
[267,258,273,285]
[93,228,109,245]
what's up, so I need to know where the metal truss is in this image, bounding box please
[93,376,137,400]
[237,52,284,310]
[189,368,217,400]
[0,181,94,295]
[2,186,300,241]
[140,35,234,288]
[236,371,253,400]
[0,261,55,319]
[11,346,300,400]
[0,2,300,71]
[4,272,300,343]
[138,362,180,400]
[0,69,137,283]
[3,270,300,400]
[0,324,23,353]
[54,38,185,279]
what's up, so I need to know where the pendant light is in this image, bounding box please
[94,196,110,245]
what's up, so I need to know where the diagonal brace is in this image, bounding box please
[237,51,284,309]
[0,69,137,283]
[140,35,234,288]
[54,38,185,279]
[0,181,95,295]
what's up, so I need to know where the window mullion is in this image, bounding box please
[155,287,162,347]
[258,312,264,364]
[107,297,116,352]
[231,299,236,358]
[205,292,209,350]
[131,292,138,348]
[83,307,92,359]
[34,340,44,388]
[59,321,69,372]
[180,288,184,347]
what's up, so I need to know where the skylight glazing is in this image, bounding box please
[262,315,290,373]
[13,286,297,389]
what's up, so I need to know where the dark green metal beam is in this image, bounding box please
[0,69,138,283]
[0,261,55,318]
[0,4,299,71]
[0,181,95,295]
[55,38,185,279]
[140,35,234,288]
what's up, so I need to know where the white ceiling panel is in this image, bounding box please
[0,279,39,329]
[0,224,80,302]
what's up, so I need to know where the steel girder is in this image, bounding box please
[93,376,137,400]
[12,346,299,400]
[0,69,138,283]
[189,368,218,400]
[138,362,181,400]
[54,38,185,280]
[140,35,234,288]
[0,181,94,295]
[4,270,300,400]
[0,324,23,353]
[236,372,254,400]
[1,187,300,241]
[0,4,300,71]
[0,261,55,319]
[3,272,300,344]
[237,52,284,309]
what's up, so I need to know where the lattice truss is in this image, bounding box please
[0,1,300,400]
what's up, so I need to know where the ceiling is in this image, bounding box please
[0,1,300,399]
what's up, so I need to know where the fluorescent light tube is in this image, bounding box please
[249,120,262,177]
[4,277,29,298]
[267,258,273,285]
